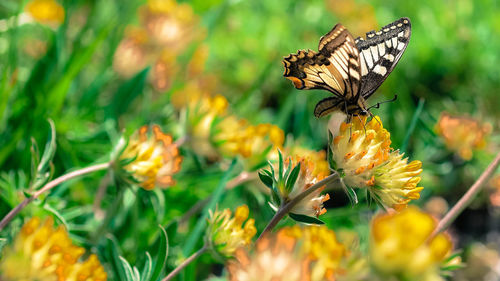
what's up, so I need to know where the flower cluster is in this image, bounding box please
[113,0,203,90]
[177,89,284,168]
[118,125,182,190]
[227,225,346,281]
[0,217,107,281]
[370,207,452,281]
[435,112,491,160]
[261,152,331,219]
[206,205,257,259]
[25,0,65,26]
[329,115,423,210]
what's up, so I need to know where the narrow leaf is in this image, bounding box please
[106,236,127,281]
[150,225,169,281]
[139,252,153,281]
[278,149,284,182]
[327,130,337,171]
[182,158,237,255]
[258,171,274,189]
[289,213,325,225]
[285,162,301,193]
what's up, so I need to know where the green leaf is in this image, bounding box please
[327,130,337,171]
[37,119,57,175]
[106,67,150,120]
[277,149,284,182]
[283,157,292,181]
[258,171,274,189]
[140,252,153,281]
[270,189,281,207]
[289,213,325,225]
[401,98,425,153]
[285,162,301,193]
[150,225,169,281]
[106,236,127,281]
[119,256,138,281]
[341,180,358,205]
[46,24,114,114]
[182,158,237,255]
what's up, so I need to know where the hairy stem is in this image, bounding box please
[162,245,207,281]
[0,162,110,230]
[433,151,500,236]
[256,172,339,242]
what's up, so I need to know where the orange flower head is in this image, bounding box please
[436,112,492,160]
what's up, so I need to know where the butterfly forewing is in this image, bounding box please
[318,23,362,100]
[355,17,411,99]
[283,23,361,103]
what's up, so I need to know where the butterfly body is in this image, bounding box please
[283,17,411,119]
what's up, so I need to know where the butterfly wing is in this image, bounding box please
[356,17,411,99]
[313,96,344,118]
[283,24,362,100]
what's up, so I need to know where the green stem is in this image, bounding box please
[90,186,125,243]
[0,162,110,231]
[162,245,207,281]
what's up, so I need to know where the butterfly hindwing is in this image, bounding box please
[314,97,344,118]
[355,17,411,99]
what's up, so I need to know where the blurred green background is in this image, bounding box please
[0,0,499,280]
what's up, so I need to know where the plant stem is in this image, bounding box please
[162,245,207,281]
[433,151,500,236]
[256,172,339,242]
[0,162,110,231]
[93,170,111,220]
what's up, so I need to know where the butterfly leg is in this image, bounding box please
[356,114,368,135]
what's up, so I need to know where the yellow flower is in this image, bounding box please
[281,226,346,280]
[180,92,285,167]
[227,225,346,281]
[233,123,284,169]
[370,207,452,280]
[435,112,492,160]
[184,94,230,159]
[26,0,65,26]
[206,205,257,259]
[329,115,423,210]
[286,146,330,178]
[119,125,182,190]
[0,217,107,281]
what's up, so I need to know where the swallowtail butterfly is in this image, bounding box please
[283,17,411,119]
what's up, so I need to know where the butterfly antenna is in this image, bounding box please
[367,95,398,111]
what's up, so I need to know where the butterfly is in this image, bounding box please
[283,17,411,119]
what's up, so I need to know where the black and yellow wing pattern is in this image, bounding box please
[356,17,411,99]
[283,17,411,118]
